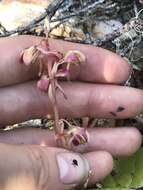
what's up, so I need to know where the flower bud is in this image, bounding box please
[37,76,50,92]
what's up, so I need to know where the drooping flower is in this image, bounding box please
[21,46,38,65]
[64,50,86,65]
[67,127,89,147]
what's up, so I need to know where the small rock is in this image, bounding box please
[71,28,86,41]
[92,20,123,38]
[0,1,51,31]
[50,24,72,38]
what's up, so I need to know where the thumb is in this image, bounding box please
[0,144,113,190]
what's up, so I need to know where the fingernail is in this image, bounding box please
[57,152,90,185]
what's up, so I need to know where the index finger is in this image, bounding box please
[0,35,131,87]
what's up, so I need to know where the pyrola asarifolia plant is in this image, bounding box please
[20,39,89,149]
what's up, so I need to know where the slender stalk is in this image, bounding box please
[51,79,61,135]
[47,62,61,136]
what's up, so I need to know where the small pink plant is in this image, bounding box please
[20,39,89,149]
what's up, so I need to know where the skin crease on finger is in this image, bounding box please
[0,35,131,86]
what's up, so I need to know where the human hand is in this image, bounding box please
[0,36,142,190]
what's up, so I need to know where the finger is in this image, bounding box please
[0,127,141,156]
[0,35,131,86]
[84,151,113,185]
[0,81,143,125]
[0,144,113,189]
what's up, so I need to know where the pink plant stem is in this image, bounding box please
[47,62,61,137]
